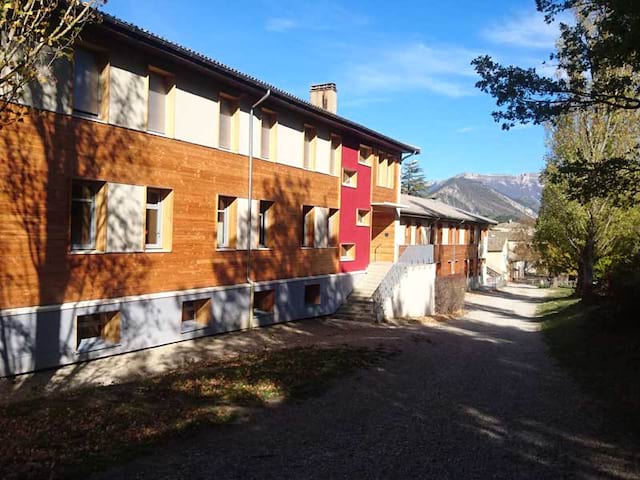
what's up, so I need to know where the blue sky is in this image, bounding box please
[103,0,561,181]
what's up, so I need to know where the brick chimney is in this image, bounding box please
[310,83,337,114]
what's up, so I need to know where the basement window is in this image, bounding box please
[76,311,120,352]
[304,284,321,306]
[181,298,212,332]
[340,243,356,261]
[254,289,275,320]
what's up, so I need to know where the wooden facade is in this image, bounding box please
[0,110,341,309]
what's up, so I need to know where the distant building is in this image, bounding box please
[398,195,497,288]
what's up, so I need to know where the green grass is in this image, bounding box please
[0,345,391,480]
[535,287,578,316]
[539,291,640,434]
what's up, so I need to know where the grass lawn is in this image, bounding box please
[539,290,640,434]
[0,345,390,479]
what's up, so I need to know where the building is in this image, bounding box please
[0,13,419,376]
[397,195,496,288]
[486,231,510,285]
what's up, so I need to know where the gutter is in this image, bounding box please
[246,89,271,329]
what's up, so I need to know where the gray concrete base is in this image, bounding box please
[0,272,363,377]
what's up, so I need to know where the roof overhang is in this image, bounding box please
[371,202,408,209]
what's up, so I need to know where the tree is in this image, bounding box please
[472,1,640,201]
[401,159,430,197]
[473,1,640,129]
[0,0,104,125]
[535,106,640,297]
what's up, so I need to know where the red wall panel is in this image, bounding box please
[339,139,371,272]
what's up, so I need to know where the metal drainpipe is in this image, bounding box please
[246,89,271,329]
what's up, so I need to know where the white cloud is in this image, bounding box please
[457,126,479,134]
[263,1,369,33]
[482,10,560,49]
[265,17,299,33]
[345,43,479,98]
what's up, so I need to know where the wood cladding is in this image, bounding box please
[0,110,340,309]
[370,208,395,262]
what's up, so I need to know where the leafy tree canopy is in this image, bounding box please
[473,0,640,129]
[473,1,640,203]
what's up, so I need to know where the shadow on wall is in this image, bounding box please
[0,68,158,384]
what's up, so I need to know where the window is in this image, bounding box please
[377,154,388,187]
[217,196,234,248]
[148,70,173,134]
[71,180,101,250]
[254,289,275,318]
[145,189,163,249]
[73,47,106,118]
[359,145,371,165]
[405,222,412,244]
[340,243,356,261]
[219,95,237,150]
[342,169,357,187]
[181,298,211,332]
[330,135,341,175]
[261,110,276,160]
[258,200,273,248]
[76,311,120,351]
[302,205,314,247]
[304,284,321,305]
[328,208,339,247]
[356,209,370,226]
[304,126,316,170]
[387,157,396,187]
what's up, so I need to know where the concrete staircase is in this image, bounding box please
[333,262,393,321]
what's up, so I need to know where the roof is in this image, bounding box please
[95,13,420,155]
[488,231,509,252]
[399,194,498,225]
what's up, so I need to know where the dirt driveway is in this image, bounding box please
[92,284,640,479]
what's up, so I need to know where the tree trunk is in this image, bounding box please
[579,238,595,298]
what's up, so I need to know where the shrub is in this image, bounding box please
[435,275,466,314]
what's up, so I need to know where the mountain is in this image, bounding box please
[428,173,542,222]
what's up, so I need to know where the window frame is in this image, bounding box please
[181,298,212,332]
[76,310,121,352]
[304,284,321,306]
[261,109,276,160]
[303,125,316,170]
[258,200,273,248]
[330,135,341,176]
[356,209,370,227]
[147,67,175,136]
[359,145,372,166]
[340,243,356,261]
[217,195,234,249]
[72,45,108,120]
[301,205,314,247]
[342,168,358,188]
[70,181,97,251]
[145,188,163,250]
[219,94,238,151]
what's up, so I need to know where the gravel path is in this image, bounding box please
[95,284,640,479]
